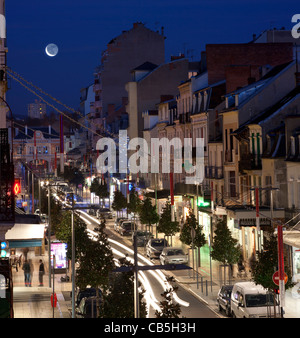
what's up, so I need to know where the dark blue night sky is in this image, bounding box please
[5,0,299,117]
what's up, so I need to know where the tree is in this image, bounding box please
[155,276,182,318]
[179,210,206,249]
[101,257,147,318]
[90,177,109,207]
[210,217,241,281]
[157,201,180,244]
[40,186,63,234]
[63,166,85,194]
[127,187,141,215]
[138,196,159,233]
[251,230,294,295]
[127,187,141,230]
[76,217,115,317]
[55,211,90,262]
[112,190,127,217]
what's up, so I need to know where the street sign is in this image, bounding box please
[272,270,288,286]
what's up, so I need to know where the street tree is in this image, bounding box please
[112,190,127,217]
[101,256,147,318]
[90,177,109,207]
[210,217,241,281]
[63,166,85,194]
[179,209,206,249]
[76,217,115,317]
[180,210,206,269]
[138,196,159,233]
[155,276,182,318]
[55,211,90,262]
[157,201,180,244]
[127,187,141,229]
[40,186,63,234]
[251,230,294,308]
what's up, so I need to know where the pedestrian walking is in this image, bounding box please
[22,260,31,287]
[39,259,45,286]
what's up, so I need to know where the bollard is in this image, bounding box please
[201,277,203,293]
[206,280,208,296]
[51,293,57,308]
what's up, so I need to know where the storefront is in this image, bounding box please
[282,231,300,283]
[226,206,285,264]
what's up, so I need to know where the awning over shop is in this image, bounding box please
[5,223,45,248]
[226,206,285,227]
[283,232,300,249]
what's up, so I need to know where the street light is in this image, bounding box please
[41,180,52,288]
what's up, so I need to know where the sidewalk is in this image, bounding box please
[12,248,72,318]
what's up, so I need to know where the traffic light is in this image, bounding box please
[274,288,280,294]
[13,178,21,195]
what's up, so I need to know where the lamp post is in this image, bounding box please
[40,179,52,288]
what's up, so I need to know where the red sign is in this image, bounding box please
[14,179,21,195]
[272,270,288,286]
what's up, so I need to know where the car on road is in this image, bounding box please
[96,208,113,219]
[119,221,134,236]
[159,247,188,265]
[132,231,153,247]
[231,282,278,318]
[76,296,101,318]
[146,238,168,259]
[88,206,98,216]
[114,218,127,232]
[76,287,102,307]
[217,285,233,316]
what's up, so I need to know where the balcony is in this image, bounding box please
[205,166,224,179]
[178,112,191,124]
[239,155,262,172]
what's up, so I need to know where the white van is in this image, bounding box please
[231,282,279,318]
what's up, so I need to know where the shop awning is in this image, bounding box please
[5,223,45,248]
[283,232,300,249]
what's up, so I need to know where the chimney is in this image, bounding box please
[25,125,27,135]
[48,125,51,135]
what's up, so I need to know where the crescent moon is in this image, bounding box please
[45,43,58,57]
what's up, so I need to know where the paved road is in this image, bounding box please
[84,213,220,318]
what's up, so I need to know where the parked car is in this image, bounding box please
[76,296,101,318]
[119,221,134,236]
[97,208,113,219]
[146,238,168,259]
[132,231,153,247]
[76,287,102,307]
[114,218,127,232]
[159,247,188,265]
[88,205,98,216]
[231,282,278,318]
[217,285,233,316]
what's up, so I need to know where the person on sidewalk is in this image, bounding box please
[22,260,31,287]
[39,259,45,286]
